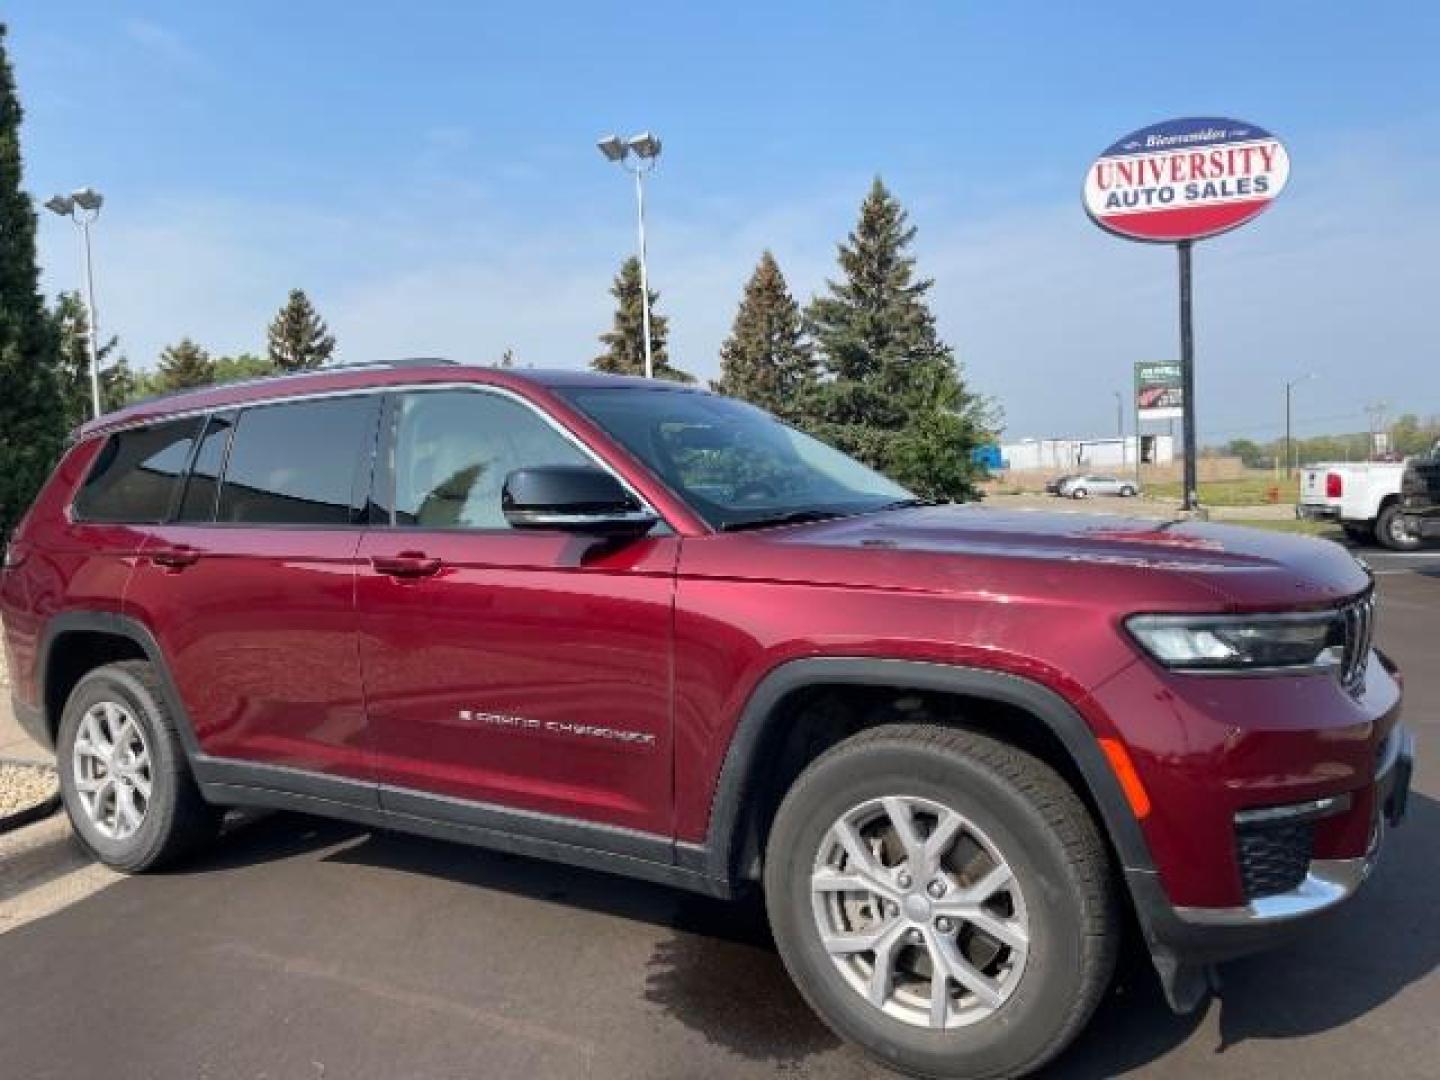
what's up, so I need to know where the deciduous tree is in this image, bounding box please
[52,290,133,423]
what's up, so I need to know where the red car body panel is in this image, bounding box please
[0,363,1403,925]
[124,524,371,780]
[356,529,679,834]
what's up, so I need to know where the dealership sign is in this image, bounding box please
[1135,361,1183,420]
[1084,117,1289,242]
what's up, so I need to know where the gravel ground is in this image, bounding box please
[0,762,58,817]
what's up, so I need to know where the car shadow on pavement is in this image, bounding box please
[176,791,1438,1076]
[317,825,848,1069]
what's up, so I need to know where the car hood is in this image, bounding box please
[751,504,1371,609]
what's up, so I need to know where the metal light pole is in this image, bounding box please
[1113,390,1125,465]
[1284,373,1315,479]
[45,187,106,418]
[597,133,662,379]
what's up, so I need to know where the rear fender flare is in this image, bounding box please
[37,610,202,758]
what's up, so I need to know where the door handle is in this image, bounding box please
[370,551,443,578]
[150,546,200,570]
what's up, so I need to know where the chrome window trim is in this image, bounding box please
[72,381,668,532]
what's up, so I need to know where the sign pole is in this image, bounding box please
[1177,239,1198,511]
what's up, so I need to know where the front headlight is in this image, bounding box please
[1125,612,1341,671]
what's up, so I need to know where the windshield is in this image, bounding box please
[556,387,916,530]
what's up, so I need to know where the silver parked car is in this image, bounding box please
[1059,474,1139,499]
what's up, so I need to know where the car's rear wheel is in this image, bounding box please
[764,725,1118,1079]
[57,661,221,872]
[1376,503,1421,551]
[1070,487,1088,499]
[1119,485,1136,497]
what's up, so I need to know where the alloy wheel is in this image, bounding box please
[810,795,1029,1030]
[72,700,152,841]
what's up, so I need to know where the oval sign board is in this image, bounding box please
[1084,117,1289,243]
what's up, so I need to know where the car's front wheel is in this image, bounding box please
[764,725,1118,1079]
[57,661,221,872]
[1119,485,1136,497]
[1070,487,1088,499]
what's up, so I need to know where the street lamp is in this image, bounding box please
[596,131,662,379]
[1285,372,1316,479]
[45,187,106,418]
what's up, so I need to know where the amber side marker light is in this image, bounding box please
[1098,737,1152,820]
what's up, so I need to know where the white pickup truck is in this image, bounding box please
[1296,461,1418,549]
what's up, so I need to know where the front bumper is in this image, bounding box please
[1129,721,1413,1010]
[1170,723,1411,927]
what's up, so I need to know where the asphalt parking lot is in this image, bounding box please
[1,550,1437,1079]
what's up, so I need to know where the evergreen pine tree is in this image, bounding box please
[53,290,133,423]
[592,256,692,383]
[713,251,816,421]
[805,178,993,501]
[266,288,335,371]
[0,23,67,535]
[156,338,216,391]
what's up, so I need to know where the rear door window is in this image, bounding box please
[73,418,203,523]
[176,412,235,523]
[217,396,379,525]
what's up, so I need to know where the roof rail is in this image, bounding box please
[88,358,462,423]
[325,357,457,371]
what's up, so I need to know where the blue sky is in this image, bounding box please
[8,1,1439,442]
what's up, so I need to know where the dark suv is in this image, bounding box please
[0,361,1412,1079]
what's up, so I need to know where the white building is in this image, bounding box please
[1001,435,1174,472]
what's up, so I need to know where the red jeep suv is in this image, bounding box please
[0,360,1413,1078]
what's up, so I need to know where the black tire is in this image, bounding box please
[1376,503,1421,551]
[1070,488,1088,500]
[56,661,221,872]
[764,725,1118,1080]
[1119,486,1136,498]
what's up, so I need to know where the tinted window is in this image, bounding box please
[218,397,377,525]
[176,413,235,523]
[73,418,202,523]
[391,390,588,529]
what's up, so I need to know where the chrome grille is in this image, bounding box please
[1337,591,1375,693]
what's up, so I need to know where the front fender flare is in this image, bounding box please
[695,657,1157,885]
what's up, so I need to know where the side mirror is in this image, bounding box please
[502,465,658,538]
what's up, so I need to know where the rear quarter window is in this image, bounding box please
[72,418,203,523]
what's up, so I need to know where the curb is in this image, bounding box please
[0,758,61,836]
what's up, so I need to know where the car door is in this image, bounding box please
[355,386,678,837]
[125,393,382,787]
